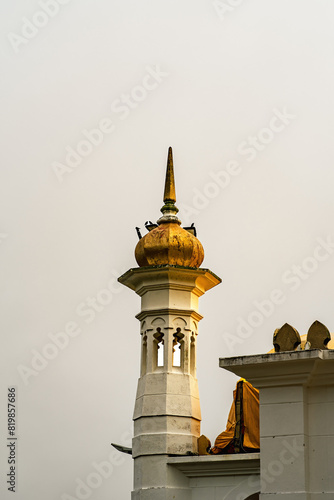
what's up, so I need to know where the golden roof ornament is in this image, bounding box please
[270,320,334,352]
[134,148,204,268]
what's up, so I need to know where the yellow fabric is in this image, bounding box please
[211,379,259,454]
[242,380,260,449]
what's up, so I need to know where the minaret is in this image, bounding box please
[118,148,221,500]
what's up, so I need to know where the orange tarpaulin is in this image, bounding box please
[211,379,260,454]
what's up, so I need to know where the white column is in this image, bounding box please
[119,265,220,500]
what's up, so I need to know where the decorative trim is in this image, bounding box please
[167,453,260,477]
[135,282,204,297]
[136,308,203,322]
[219,350,334,388]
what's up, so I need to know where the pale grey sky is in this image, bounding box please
[2,1,334,499]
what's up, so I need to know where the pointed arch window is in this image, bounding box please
[153,328,164,368]
[141,333,147,375]
[173,328,184,367]
[190,333,196,376]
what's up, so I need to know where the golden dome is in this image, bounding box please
[135,222,204,267]
[135,148,204,268]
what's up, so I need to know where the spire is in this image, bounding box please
[163,147,176,203]
[158,147,180,224]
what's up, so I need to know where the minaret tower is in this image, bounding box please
[118,148,221,500]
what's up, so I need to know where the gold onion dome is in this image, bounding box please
[135,147,204,268]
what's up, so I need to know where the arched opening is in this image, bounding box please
[153,328,164,368]
[190,334,196,375]
[244,494,260,500]
[173,328,184,367]
[141,333,147,376]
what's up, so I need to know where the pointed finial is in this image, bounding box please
[157,147,181,224]
[273,323,301,352]
[164,147,176,203]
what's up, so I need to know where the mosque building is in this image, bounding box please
[117,148,334,500]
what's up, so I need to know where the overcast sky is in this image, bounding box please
[2,1,334,499]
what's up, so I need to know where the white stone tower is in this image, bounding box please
[118,148,221,499]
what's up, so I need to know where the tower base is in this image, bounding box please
[132,455,191,500]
